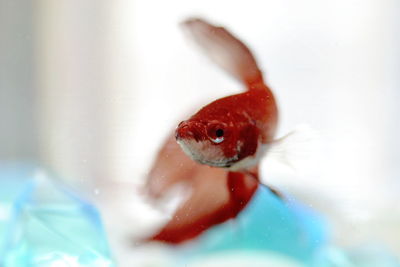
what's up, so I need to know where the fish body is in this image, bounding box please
[147,18,279,244]
[176,19,277,171]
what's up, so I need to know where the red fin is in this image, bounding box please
[146,135,258,244]
[182,18,264,89]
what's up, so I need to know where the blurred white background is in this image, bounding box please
[1,0,399,263]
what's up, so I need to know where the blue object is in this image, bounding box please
[178,185,399,267]
[181,185,327,265]
[2,163,398,266]
[0,163,115,267]
[0,162,36,258]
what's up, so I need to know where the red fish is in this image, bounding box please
[176,18,278,171]
[147,18,277,244]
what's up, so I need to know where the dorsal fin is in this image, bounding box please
[182,18,265,89]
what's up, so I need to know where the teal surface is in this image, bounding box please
[1,163,398,266]
[185,185,327,265]
[0,162,35,259]
[0,163,115,267]
[180,185,399,267]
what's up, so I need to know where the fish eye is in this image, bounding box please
[207,123,226,144]
[210,129,224,144]
[215,129,224,137]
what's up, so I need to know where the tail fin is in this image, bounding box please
[182,18,264,88]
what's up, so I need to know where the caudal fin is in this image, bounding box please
[182,18,264,88]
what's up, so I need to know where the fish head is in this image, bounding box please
[175,116,260,169]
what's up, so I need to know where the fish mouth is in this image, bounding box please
[175,121,205,142]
